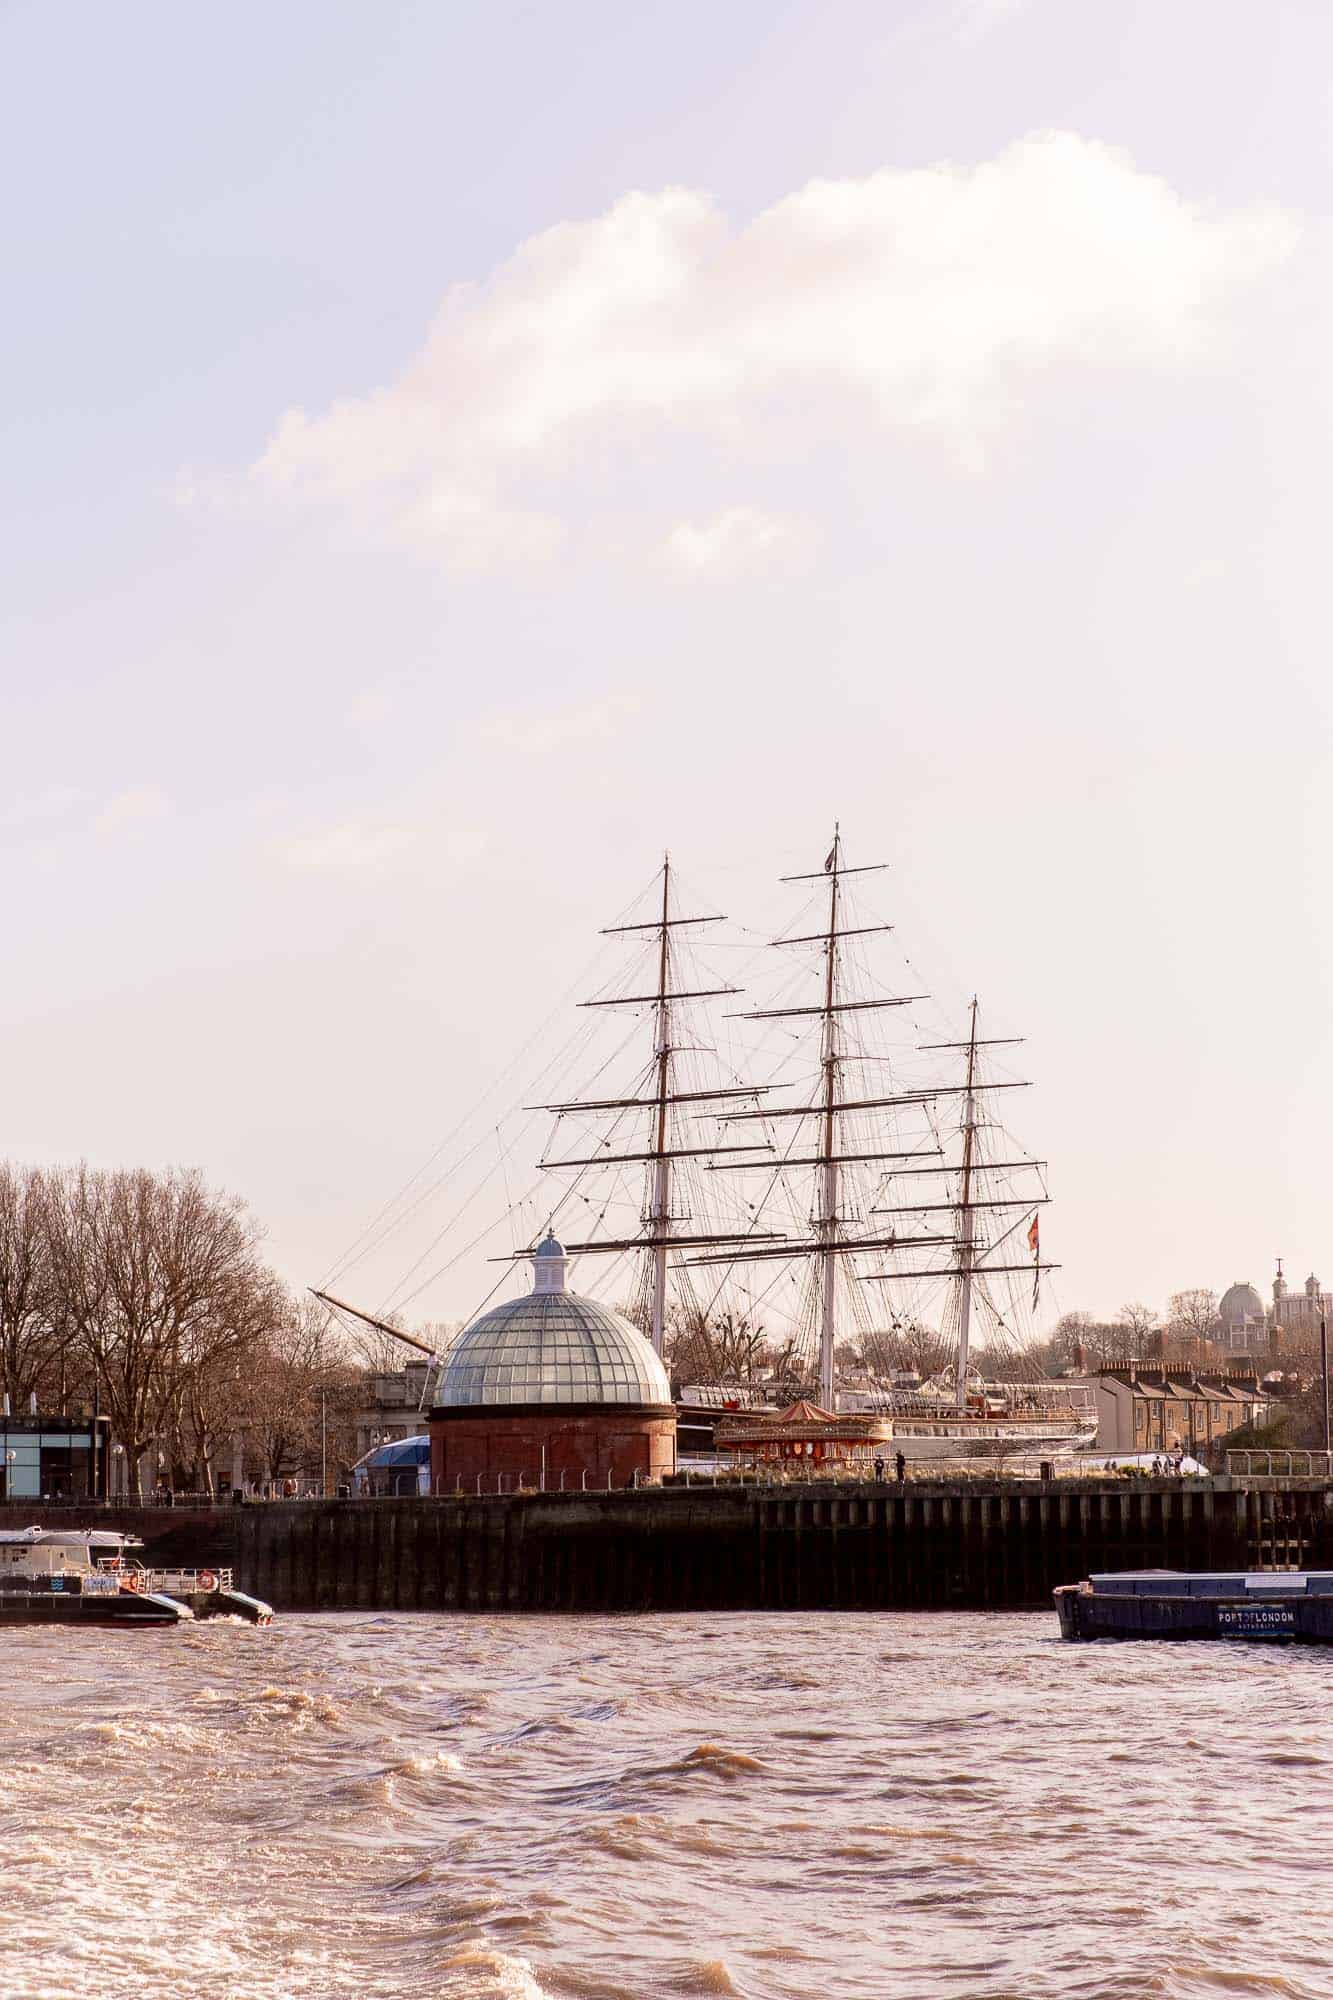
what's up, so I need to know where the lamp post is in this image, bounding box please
[321,1390,328,1498]
[1321,1314,1330,1466]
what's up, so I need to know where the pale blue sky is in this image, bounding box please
[4,0,1332,1331]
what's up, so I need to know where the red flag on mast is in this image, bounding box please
[1028,1212,1041,1309]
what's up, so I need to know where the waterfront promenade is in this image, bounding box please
[5,1476,1331,1614]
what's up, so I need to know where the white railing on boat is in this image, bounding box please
[1228,1450,1333,1479]
[97,1562,234,1593]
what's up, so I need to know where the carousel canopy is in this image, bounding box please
[715,1399,892,1450]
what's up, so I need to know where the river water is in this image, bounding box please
[4,1610,1328,2000]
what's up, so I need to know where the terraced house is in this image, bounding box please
[1093,1366,1266,1456]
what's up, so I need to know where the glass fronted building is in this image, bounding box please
[0,1416,112,1501]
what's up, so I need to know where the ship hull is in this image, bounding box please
[1056,1574,1333,1643]
[0,1587,187,1626]
[892,1421,1098,1463]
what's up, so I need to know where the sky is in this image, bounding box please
[3,0,1333,1335]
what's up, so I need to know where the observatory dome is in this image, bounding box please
[1218,1281,1264,1324]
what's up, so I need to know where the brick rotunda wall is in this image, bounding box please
[430,1403,676,1491]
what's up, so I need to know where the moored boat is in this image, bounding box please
[0,1529,187,1625]
[0,1528,273,1626]
[1056,1569,1333,1643]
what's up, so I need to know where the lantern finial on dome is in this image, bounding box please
[532,1232,567,1295]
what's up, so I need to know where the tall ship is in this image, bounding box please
[317,833,1095,1468]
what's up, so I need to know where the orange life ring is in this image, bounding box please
[198,1570,219,1594]
[122,1572,141,1593]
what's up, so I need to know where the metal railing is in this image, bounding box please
[97,1561,235,1593]
[1228,1450,1333,1479]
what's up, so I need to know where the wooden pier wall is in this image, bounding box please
[7,1481,1333,1612]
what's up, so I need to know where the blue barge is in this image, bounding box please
[1056,1569,1333,1642]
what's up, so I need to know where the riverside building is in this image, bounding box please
[1092,1366,1265,1456]
[428,1236,677,1491]
[0,1410,112,1501]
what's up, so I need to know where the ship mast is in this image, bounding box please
[862,1007,1058,1355]
[685,830,960,1406]
[815,831,843,1409]
[528,857,783,1358]
[954,999,979,1409]
[648,858,676,1354]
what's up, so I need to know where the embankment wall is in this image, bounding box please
[7,1481,1331,1612]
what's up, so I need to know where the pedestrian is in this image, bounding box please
[874,1455,885,1483]
[895,1450,906,1484]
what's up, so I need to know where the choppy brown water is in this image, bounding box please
[4,1611,1330,2000]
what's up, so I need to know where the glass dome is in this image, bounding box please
[437,1293,672,1409]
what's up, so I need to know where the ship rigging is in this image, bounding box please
[312,833,1095,1459]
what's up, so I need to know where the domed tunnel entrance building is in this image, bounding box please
[429,1237,677,1492]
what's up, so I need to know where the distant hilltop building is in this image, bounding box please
[1215,1281,1267,1353]
[1269,1262,1332,1339]
[1210,1262,1331,1355]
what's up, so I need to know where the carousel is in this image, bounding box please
[714,1399,892,1469]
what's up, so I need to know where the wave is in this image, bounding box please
[436,1942,549,1998]
[676,1743,762,1778]
[253,1684,341,1724]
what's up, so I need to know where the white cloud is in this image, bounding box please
[661,507,813,575]
[277,821,417,870]
[398,489,564,571]
[253,135,1296,569]
[95,787,170,837]
[476,696,639,756]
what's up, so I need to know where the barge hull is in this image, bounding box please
[1056,1574,1333,1643]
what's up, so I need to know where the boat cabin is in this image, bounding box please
[0,1528,137,1577]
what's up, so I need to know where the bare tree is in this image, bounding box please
[240,1296,359,1489]
[174,1262,286,1492]
[1167,1289,1219,1347]
[665,1304,766,1384]
[1049,1311,1137,1370]
[860,1321,951,1379]
[0,1165,68,1410]
[48,1165,273,1496]
[1118,1302,1158,1349]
